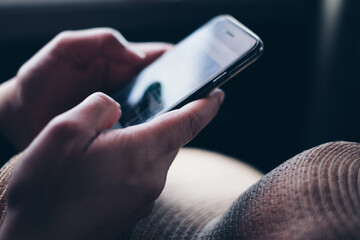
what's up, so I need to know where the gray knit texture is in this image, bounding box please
[122,142,360,240]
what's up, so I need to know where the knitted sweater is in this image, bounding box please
[0,142,359,239]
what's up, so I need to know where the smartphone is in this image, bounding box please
[112,15,263,128]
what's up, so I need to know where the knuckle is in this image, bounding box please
[182,109,203,141]
[54,30,74,46]
[99,28,120,43]
[51,31,77,59]
[90,92,116,108]
[47,116,82,140]
[99,27,118,37]
[88,92,119,127]
[98,28,126,51]
[17,64,27,78]
[56,30,72,39]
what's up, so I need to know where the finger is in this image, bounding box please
[51,28,146,67]
[106,42,173,91]
[61,92,122,133]
[129,42,173,68]
[17,92,121,179]
[41,92,121,151]
[124,89,225,156]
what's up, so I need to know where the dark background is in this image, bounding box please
[0,0,359,172]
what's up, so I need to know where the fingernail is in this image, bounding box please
[210,89,225,104]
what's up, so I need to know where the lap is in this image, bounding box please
[122,148,263,239]
[123,142,360,240]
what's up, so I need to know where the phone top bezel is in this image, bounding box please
[168,15,264,111]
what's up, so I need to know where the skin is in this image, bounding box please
[0,29,224,239]
[0,28,173,150]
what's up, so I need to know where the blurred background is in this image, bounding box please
[0,0,359,172]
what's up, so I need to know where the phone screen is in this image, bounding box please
[112,16,259,128]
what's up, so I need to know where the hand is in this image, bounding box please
[0,28,171,150]
[0,90,224,240]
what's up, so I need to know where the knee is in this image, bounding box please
[263,141,360,239]
[223,141,360,240]
[290,141,360,211]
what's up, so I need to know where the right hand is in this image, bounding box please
[0,90,224,240]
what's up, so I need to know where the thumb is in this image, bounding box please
[32,92,121,152]
[63,92,121,133]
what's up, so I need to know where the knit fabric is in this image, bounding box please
[0,153,20,225]
[0,142,359,239]
[122,142,360,240]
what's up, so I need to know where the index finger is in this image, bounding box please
[50,28,145,66]
[127,89,225,156]
[106,42,173,90]
[129,42,173,68]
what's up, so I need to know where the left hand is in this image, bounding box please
[0,28,171,150]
